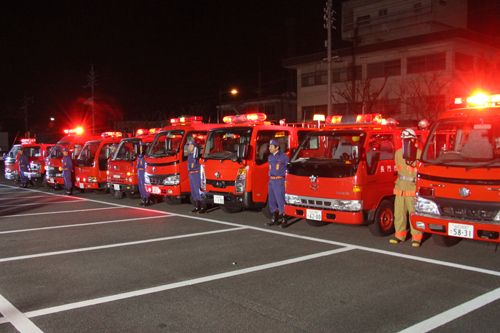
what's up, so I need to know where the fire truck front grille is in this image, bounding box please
[147,174,165,185]
[433,197,500,222]
[207,179,235,189]
[46,169,59,177]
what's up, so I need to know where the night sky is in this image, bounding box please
[1,0,498,143]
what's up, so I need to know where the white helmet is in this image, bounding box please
[401,128,416,139]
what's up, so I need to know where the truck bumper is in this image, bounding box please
[107,183,139,193]
[25,171,43,180]
[145,184,181,196]
[201,191,266,209]
[284,204,372,225]
[46,177,64,186]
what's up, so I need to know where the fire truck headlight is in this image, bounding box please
[12,170,18,175]
[494,211,500,221]
[235,166,248,194]
[163,174,180,186]
[201,165,206,191]
[88,177,97,183]
[285,194,300,205]
[128,177,133,183]
[145,175,151,185]
[336,200,362,211]
[414,196,440,215]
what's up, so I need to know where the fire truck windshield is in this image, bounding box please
[23,146,42,157]
[49,142,71,159]
[114,139,140,161]
[76,141,101,167]
[203,127,252,160]
[6,145,21,159]
[149,130,185,158]
[423,116,500,166]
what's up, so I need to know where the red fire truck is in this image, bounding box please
[284,113,427,236]
[106,128,160,199]
[4,139,54,185]
[411,93,500,246]
[199,113,315,216]
[144,116,213,204]
[45,127,102,190]
[74,132,125,193]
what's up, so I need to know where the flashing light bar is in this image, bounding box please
[455,93,500,108]
[223,113,267,124]
[325,113,386,125]
[149,128,162,134]
[21,138,36,144]
[64,127,84,135]
[170,116,203,124]
[136,129,148,136]
[101,132,123,138]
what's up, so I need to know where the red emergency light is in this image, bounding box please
[136,129,148,136]
[326,113,386,125]
[64,126,84,135]
[20,138,36,144]
[101,132,122,138]
[170,116,203,124]
[149,128,162,134]
[455,93,500,108]
[223,113,267,124]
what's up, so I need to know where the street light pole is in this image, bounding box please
[218,89,238,124]
[87,64,97,134]
[324,0,336,117]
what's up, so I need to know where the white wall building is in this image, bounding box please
[283,0,500,124]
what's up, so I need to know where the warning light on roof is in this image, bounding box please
[149,128,162,134]
[101,132,122,138]
[136,129,148,136]
[64,127,84,135]
[170,116,203,124]
[326,113,386,125]
[467,94,488,106]
[21,138,36,144]
[456,93,500,107]
[223,113,267,124]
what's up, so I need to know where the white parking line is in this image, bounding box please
[0,215,171,235]
[0,247,354,324]
[0,293,43,332]
[0,207,121,218]
[399,287,500,332]
[0,227,245,263]
[0,195,57,201]
[0,199,84,207]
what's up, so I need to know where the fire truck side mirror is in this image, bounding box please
[165,138,172,152]
[236,143,248,159]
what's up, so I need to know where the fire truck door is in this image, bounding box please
[364,133,396,209]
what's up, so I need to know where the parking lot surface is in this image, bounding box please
[1,176,500,332]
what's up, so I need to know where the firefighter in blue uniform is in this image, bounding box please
[137,142,151,206]
[265,138,290,228]
[187,139,207,214]
[62,147,73,195]
[18,147,29,188]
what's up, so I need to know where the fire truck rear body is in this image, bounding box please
[411,96,500,245]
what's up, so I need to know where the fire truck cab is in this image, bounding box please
[4,144,23,181]
[144,117,212,204]
[200,113,314,216]
[411,93,500,246]
[285,113,427,236]
[106,128,160,198]
[45,127,101,190]
[4,139,54,184]
[74,132,125,193]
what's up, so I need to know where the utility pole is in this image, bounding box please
[20,94,34,137]
[324,0,336,117]
[87,64,97,134]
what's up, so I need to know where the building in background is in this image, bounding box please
[283,0,500,124]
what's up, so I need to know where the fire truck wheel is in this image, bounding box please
[261,201,272,219]
[369,200,395,237]
[165,196,182,205]
[221,206,242,214]
[306,219,329,227]
[109,188,124,199]
[432,234,461,247]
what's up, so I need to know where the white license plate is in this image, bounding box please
[79,183,84,189]
[214,195,224,204]
[49,178,55,183]
[152,186,161,194]
[113,184,120,191]
[306,209,322,221]
[448,223,474,239]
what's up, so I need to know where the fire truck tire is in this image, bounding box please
[306,219,329,227]
[369,200,395,237]
[165,196,182,205]
[261,201,272,219]
[432,234,461,247]
[221,206,242,213]
[109,188,124,199]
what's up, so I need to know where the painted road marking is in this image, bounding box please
[0,293,43,332]
[0,207,121,219]
[0,199,85,207]
[0,227,245,263]
[0,247,355,324]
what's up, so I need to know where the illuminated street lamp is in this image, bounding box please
[218,88,238,124]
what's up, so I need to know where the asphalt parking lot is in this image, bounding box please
[1,176,500,332]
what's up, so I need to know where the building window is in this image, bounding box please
[414,2,422,13]
[347,65,362,81]
[379,9,388,17]
[357,15,371,25]
[407,53,446,74]
[367,60,401,78]
[455,52,474,71]
[301,71,327,87]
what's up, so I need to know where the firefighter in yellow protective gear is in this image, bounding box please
[390,128,423,247]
